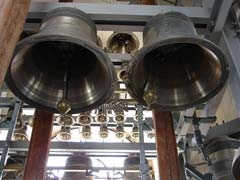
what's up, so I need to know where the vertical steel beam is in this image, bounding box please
[204,0,233,116]
[206,0,233,41]
[152,110,182,180]
[0,100,21,179]
[23,109,53,180]
[0,0,31,88]
[137,105,149,180]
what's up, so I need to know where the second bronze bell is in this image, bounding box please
[126,12,229,111]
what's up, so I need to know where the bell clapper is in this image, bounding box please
[143,73,157,109]
[57,61,71,115]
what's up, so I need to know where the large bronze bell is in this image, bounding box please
[5,8,116,113]
[62,154,93,180]
[126,12,229,111]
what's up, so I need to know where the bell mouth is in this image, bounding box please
[107,32,140,53]
[127,37,229,111]
[6,34,116,113]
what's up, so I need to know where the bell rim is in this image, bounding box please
[6,34,117,114]
[127,36,229,111]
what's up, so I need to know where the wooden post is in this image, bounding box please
[23,109,53,180]
[152,110,182,180]
[0,0,31,88]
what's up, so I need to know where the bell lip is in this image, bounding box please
[127,36,230,111]
[5,34,117,114]
[107,32,140,53]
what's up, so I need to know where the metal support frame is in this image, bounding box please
[206,0,233,41]
[137,105,150,180]
[183,113,216,180]
[24,2,213,33]
[203,0,234,116]
[0,141,156,155]
[0,100,21,179]
[184,113,215,166]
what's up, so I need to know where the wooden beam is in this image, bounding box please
[0,0,31,88]
[23,109,53,180]
[152,110,182,180]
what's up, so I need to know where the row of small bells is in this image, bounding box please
[10,106,152,141]
[55,106,142,141]
[5,7,229,117]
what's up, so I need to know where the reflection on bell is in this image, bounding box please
[99,124,108,139]
[126,12,229,111]
[56,115,75,126]
[115,124,126,139]
[82,125,92,139]
[131,125,139,139]
[77,111,92,125]
[12,125,29,141]
[56,126,72,141]
[6,7,116,113]
[107,32,139,53]
[95,105,109,124]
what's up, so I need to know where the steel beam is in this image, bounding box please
[206,0,233,41]
[0,141,156,154]
[28,2,212,26]
[215,24,240,114]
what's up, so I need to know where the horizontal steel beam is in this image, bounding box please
[0,141,156,154]
[27,2,212,32]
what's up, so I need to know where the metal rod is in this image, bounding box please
[0,100,21,179]
[137,105,149,180]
